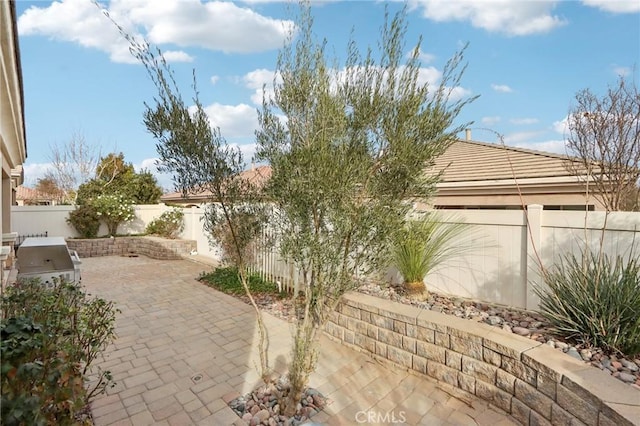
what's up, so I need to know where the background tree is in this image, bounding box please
[256,5,474,415]
[565,76,640,211]
[35,177,65,205]
[76,152,162,204]
[45,130,100,203]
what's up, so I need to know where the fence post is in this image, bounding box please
[526,204,543,310]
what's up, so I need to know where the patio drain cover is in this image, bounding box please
[191,373,203,383]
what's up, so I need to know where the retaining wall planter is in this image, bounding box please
[326,292,639,426]
[67,236,196,260]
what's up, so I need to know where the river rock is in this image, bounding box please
[622,359,639,372]
[512,327,530,336]
[619,372,636,383]
[567,347,582,361]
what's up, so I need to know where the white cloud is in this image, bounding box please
[22,162,55,187]
[510,118,539,125]
[410,0,567,36]
[210,75,220,85]
[18,0,139,64]
[417,66,442,86]
[491,83,513,93]
[514,140,567,154]
[582,0,640,13]
[553,116,569,134]
[201,103,259,138]
[612,66,632,77]
[243,68,281,105]
[503,130,545,144]
[18,0,294,64]
[481,116,501,125]
[445,86,473,102]
[407,47,436,64]
[162,50,194,63]
[229,143,258,164]
[134,158,174,190]
[132,0,294,53]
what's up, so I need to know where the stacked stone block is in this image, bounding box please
[67,237,196,260]
[325,292,639,426]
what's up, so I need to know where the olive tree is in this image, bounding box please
[106,29,273,380]
[565,76,640,211]
[256,5,475,415]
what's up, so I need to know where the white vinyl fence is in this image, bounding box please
[11,204,640,310]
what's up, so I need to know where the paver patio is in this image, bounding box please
[83,256,518,425]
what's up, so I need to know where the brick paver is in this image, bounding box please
[83,256,517,425]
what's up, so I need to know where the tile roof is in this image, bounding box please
[16,185,48,201]
[161,165,272,202]
[432,139,584,182]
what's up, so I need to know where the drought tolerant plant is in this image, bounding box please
[92,193,136,236]
[67,204,101,238]
[1,279,118,425]
[108,14,273,383]
[146,208,185,239]
[206,207,267,267]
[392,213,470,295]
[256,4,474,415]
[536,250,640,357]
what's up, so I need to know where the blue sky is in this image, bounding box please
[16,0,640,190]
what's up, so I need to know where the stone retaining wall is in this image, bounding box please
[326,292,639,426]
[67,237,196,260]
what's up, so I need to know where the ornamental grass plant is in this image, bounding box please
[392,213,470,295]
[536,250,640,357]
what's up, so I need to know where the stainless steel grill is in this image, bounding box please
[17,237,81,287]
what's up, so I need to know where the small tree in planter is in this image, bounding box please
[93,194,135,237]
[256,5,474,415]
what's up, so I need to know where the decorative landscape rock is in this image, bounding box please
[228,378,326,426]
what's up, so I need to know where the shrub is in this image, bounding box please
[206,207,266,267]
[392,213,469,294]
[199,266,282,296]
[146,208,184,239]
[67,204,100,238]
[536,251,640,357]
[92,194,136,236]
[1,279,118,425]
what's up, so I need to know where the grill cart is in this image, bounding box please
[17,237,81,287]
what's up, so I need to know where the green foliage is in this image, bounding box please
[67,204,101,238]
[536,251,640,356]
[93,194,136,236]
[124,12,272,383]
[146,208,185,239]
[392,214,470,292]
[76,153,162,205]
[199,266,281,296]
[256,4,474,415]
[1,279,118,425]
[127,170,163,205]
[205,206,267,267]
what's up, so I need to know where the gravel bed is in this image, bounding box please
[228,377,326,426]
